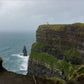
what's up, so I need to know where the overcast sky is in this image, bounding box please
[0,0,84,32]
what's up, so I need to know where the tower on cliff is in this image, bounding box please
[46,22,49,25]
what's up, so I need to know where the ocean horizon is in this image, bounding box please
[0,31,36,75]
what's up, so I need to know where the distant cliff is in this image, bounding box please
[28,23,84,80]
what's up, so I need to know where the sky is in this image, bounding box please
[0,0,84,32]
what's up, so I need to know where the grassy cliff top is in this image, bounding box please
[40,23,84,27]
[37,23,84,31]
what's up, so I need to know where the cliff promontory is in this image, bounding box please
[28,23,84,80]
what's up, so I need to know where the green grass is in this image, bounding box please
[30,52,58,65]
[30,52,80,79]
[30,22,84,80]
[70,66,84,81]
[32,42,46,49]
[73,23,84,27]
[65,48,81,59]
[39,25,68,31]
[37,23,84,32]
[32,40,82,65]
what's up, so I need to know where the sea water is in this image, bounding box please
[0,31,35,75]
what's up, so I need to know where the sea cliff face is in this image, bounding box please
[28,23,84,80]
[0,57,65,84]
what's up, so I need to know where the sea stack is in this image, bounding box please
[23,45,27,56]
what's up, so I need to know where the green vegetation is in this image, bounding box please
[32,41,82,65]
[41,75,65,84]
[36,23,84,65]
[64,49,82,64]
[29,23,84,81]
[30,52,58,65]
[32,42,46,49]
[38,25,67,31]
[37,23,84,37]
[73,23,84,27]
[77,66,84,74]
[70,66,84,81]
[30,52,80,80]
[46,78,65,84]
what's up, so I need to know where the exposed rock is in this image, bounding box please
[28,23,84,79]
[0,57,83,84]
[0,57,65,84]
[35,24,84,63]
[0,57,7,72]
[70,66,84,81]
[23,45,27,56]
[28,54,63,79]
[67,66,84,84]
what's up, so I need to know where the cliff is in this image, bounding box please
[28,23,84,80]
[0,57,65,84]
[0,57,84,84]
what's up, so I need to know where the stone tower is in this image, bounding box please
[46,22,49,25]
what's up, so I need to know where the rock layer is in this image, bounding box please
[28,23,84,79]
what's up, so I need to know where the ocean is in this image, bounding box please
[0,31,36,75]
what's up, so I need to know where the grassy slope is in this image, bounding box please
[30,52,80,79]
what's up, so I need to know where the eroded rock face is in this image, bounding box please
[28,56,63,79]
[28,23,84,79]
[0,57,6,72]
[35,24,84,61]
[0,57,65,84]
[23,46,27,56]
[31,23,84,64]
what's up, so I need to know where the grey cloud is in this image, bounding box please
[0,0,84,32]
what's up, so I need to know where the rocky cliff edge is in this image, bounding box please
[28,23,84,80]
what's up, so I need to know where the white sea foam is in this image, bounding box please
[12,53,26,56]
[20,56,29,71]
[11,53,29,74]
